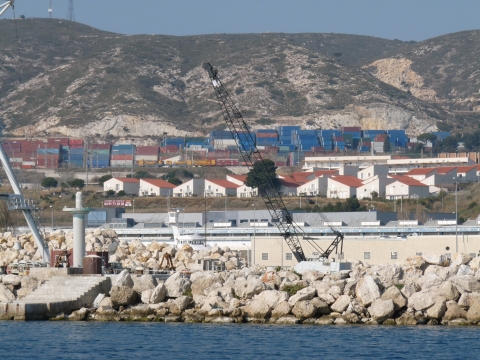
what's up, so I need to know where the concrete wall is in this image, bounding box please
[252,234,480,267]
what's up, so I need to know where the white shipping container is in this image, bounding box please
[21,161,36,166]
[9,157,23,162]
[135,155,159,161]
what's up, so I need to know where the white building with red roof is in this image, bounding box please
[173,179,205,197]
[357,165,389,180]
[226,174,257,197]
[357,175,396,199]
[103,177,140,195]
[385,176,430,200]
[327,176,364,199]
[205,179,240,197]
[139,178,176,197]
[456,165,477,183]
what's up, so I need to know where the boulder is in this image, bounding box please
[426,296,447,320]
[381,286,407,311]
[150,283,167,304]
[190,272,223,295]
[458,293,480,308]
[457,265,474,276]
[469,257,480,271]
[260,272,282,288]
[317,293,336,305]
[99,297,112,308]
[436,281,460,302]
[288,287,316,306]
[417,273,444,290]
[401,281,420,298]
[368,299,395,323]
[449,275,480,293]
[404,255,425,268]
[355,276,382,306]
[20,276,39,291]
[343,279,359,297]
[168,296,192,315]
[69,308,89,321]
[395,313,418,325]
[110,286,138,308]
[292,300,317,319]
[93,293,106,308]
[0,284,15,303]
[141,289,154,304]
[369,265,403,287]
[451,253,473,267]
[408,291,436,311]
[114,270,134,288]
[253,290,289,309]
[310,298,330,316]
[443,301,467,321]
[245,299,271,321]
[424,265,457,281]
[302,270,324,283]
[271,301,292,319]
[422,254,449,267]
[164,272,191,298]
[466,299,480,324]
[234,278,265,299]
[2,274,21,286]
[278,271,300,282]
[346,298,367,317]
[133,275,157,294]
[330,295,351,313]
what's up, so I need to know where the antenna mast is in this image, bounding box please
[67,0,75,21]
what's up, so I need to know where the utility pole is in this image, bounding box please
[67,0,75,21]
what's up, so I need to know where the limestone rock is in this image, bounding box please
[114,270,134,288]
[0,284,15,303]
[245,299,271,321]
[355,275,382,306]
[395,313,418,325]
[292,300,317,319]
[260,272,282,288]
[370,265,403,287]
[422,254,449,267]
[343,279,359,297]
[401,281,420,298]
[110,286,138,308]
[133,275,157,294]
[404,255,425,268]
[368,299,395,323]
[466,299,480,324]
[435,281,459,302]
[254,290,289,309]
[449,275,480,293]
[469,257,480,271]
[330,295,351,313]
[288,287,316,306]
[452,253,473,266]
[426,296,447,320]
[271,301,292,319]
[423,265,457,281]
[458,293,480,308]
[443,301,467,321]
[141,289,154,304]
[381,286,407,311]
[417,273,444,290]
[150,283,167,304]
[164,272,191,298]
[2,274,21,286]
[69,308,89,321]
[408,291,436,311]
[190,272,223,295]
[169,296,192,315]
[234,278,265,299]
[276,316,300,324]
[310,298,330,316]
[302,270,324,283]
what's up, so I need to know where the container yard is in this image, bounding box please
[0,129,456,170]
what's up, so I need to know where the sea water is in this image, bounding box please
[0,322,478,359]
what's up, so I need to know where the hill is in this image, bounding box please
[0,19,456,141]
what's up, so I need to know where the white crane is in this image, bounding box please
[0,0,14,17]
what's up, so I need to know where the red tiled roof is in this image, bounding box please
[330,175,364,187]
[436,166,457,174]
[278,179,300,188]
[140,178,176,188]
[393,176,428,187]
[405,168,436,176]
[228,174,247,181]
[206,179,241,188]
[113,177,140,183]
[457,165,477,173]
[314,169,338,177]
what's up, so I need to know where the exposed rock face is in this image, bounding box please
[381,286,407,311]
[422,254,450,267]
[355,276,382,306]
[330,295,351,313]
[150,283,167,304]
[114,270,135,288]
[408,291,436,311]
[132,275,157,294]
[164,273,191,298]
[0,284,15,303]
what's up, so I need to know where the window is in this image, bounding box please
[115,184,120,190]
[286,253,292,261]
[364,252,370,260]
[262,253,268,260]
[240,219,248,223]
[391,252,397,260]
[261,219,268,222]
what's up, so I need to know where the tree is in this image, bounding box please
[67,178,85,189]
[41,177,58,188]
[370,191,379,200]
[106,190,115,197]
[117,190,126,196]
[244,159,279,194]
[98,174,113,186]
[383,137,391,153]
[167,177,182,186]
[417,133,437,143]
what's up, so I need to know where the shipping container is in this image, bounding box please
[111,155,134,161]
[216,159,240,166]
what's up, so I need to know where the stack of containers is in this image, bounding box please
[135,146,159,166]
[387,130,408,149]
[2,140,22,168]
[373,133,389,153]
[291,129,319,151]
[22,140,44,169]
[333,135,345,151]
[165,137,185,149]
[277,126,300,146]
[89,144,111,168]
[186,137,206,149]
[70,139,84,149]
[37,144,60,169]
[317,130,341,150]
[362,130,385,140]
[342,127,361,150]
[256,129,279,147]
[69,147,85,168]
[211,130,236,150]
[111,144,135,167]
[236,131,255,152]
[47,138,69,148]
[358,137,372,152]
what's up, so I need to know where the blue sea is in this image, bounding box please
[0,322,479,359]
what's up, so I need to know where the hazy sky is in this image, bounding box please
[2,0,480,41]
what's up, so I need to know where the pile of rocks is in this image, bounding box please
[0,228,243,271]
[69,252,480,325]
[0,273,41,302]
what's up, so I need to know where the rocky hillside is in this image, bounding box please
[0,19,467,140]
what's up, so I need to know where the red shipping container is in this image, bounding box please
[256,133,278,138]
[90,144,111,150]
[21,165,34,169]
[341,126,361,132]
[70,139,84,146]
[136,146,160,155]
[70,144,84,149]
[47,137,69,146]
[275,161,287,166]
[216,159,239,166]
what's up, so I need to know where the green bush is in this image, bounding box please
[41,177,58,188]
[117,190,126,196]
[281,284,306,296]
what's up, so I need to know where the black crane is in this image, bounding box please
[204,63,306,262]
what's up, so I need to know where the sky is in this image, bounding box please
[2,0,480,41]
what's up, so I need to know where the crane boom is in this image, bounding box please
[204,63,306,262]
